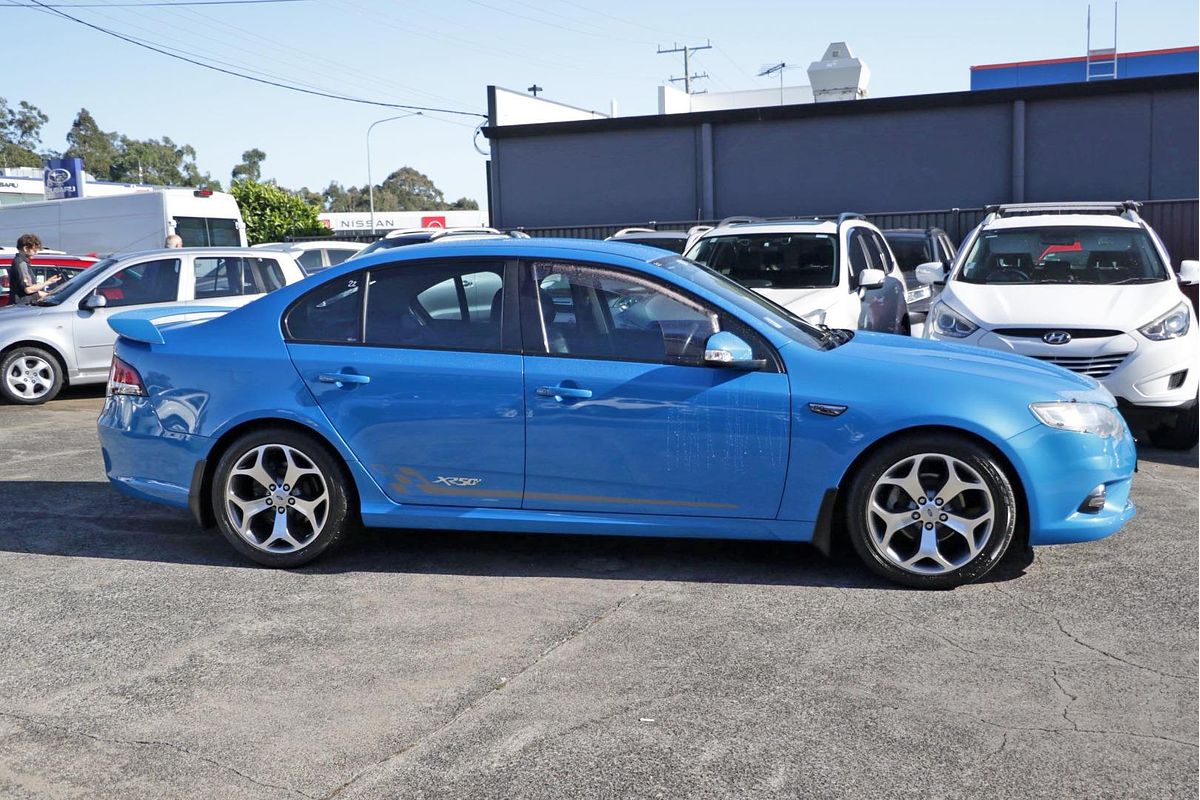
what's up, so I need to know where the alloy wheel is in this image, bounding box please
[224,443,330,554]
[4,355,55,401]
[865,452,996,575]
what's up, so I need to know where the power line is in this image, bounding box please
[17,0,487,118]
[658,40,712,94]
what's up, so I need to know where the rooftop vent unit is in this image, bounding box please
[807,42,870,102]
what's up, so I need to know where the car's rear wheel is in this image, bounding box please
[210,428,353,567]
[846,434,1017,589]
[1,346,63,405]
[1146,401,1199,451]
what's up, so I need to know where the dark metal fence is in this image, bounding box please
[507,199,1199,262]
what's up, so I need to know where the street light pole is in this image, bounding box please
[367,111,422,235]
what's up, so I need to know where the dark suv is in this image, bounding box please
[882,228,957,318]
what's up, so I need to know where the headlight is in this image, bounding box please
[1030,401,1124,438]
[801,309,826,326]
[929,302,979,338]
[1138,301,1191,341]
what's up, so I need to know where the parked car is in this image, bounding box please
[98,238,1136,589]
[882,227,957,318]
[919,201,1199,450]
[684,215,911,334]
[0,247,304,404]
[252,240,365,275]
[605,227,690,253]
[348,227,510,260]
[0,254,96,307]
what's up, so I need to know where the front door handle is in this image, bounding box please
[318,372,371,388]
[536,384,592,401]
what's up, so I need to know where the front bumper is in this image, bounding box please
[1006,422,1137,546]
[97,394,211,510]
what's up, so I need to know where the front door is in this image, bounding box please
[520,260,790,519]
[285,260,525,508]
[73,257,182,375]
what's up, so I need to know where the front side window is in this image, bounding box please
[686,233,838,289]
[95,258,181,307]
[958,226,1170,285]
[194,257,285,298]
[364,261,506,351]
[174,217,241,247]
[847,230,872,280]
[526,261,775,366]
[284,271,364,343]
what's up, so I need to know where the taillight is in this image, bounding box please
[108,356,147,397]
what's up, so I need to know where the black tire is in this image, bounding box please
[845,433,1018,589]
[1146,402,1199,451]
[0,346,64,405]
[210,427,354,568]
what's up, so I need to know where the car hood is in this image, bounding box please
[832,330,1109,401]
[943,280,1185,330]
[762,286,842,317]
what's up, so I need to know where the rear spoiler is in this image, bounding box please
[108,305,235,345]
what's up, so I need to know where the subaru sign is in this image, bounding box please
[44,158,85,200]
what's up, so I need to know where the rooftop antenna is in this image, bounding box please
[757,62,793,105]
[1086,3,1119,81]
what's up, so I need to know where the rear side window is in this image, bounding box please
[363,261,507,351]
[285,271,364,343]
[297,250,324,273]
[194,257,285,298]
[95,258,181,308]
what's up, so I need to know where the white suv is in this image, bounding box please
[683,215,910,334]
[919,202,1199,450]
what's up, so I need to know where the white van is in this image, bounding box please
[0,188,246,255]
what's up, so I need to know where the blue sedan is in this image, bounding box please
[98,239,1136,588]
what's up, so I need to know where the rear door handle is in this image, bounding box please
[536,384,592,401]
[318,372,371,388]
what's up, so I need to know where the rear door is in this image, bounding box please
[72,257,182,374]
[285,259,525,507]
[187,255,288,307]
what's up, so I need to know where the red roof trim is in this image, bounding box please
[971,45,1198,71]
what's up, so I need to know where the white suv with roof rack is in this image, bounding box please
[919,201,1199,450]
[683,214,910,334]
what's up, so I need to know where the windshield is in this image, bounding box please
[886,237,933,270]
[685,233,838,289]
[38,258,118,305]
[651,256,830,349]
[958,226,1169,285]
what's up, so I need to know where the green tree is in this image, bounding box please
[64,108,120,179]
[0,97,48,167]
[231,148,266,184]
[315,167,478,213]
[231,180,326,244]
[110,135,222,190]
[449,196,480,210]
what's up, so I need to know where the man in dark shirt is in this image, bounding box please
[7,233,60,305]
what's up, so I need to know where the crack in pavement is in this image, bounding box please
[967,713,1198,749]
[321,588,646,800]
[877,608,1070,666]
[0,710,316,799]
[991,585,1197,681]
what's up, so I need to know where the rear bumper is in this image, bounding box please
[1006,423,1137,546]
[97,395,211,510]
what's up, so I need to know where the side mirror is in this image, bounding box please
[703,331,765,371]
[1178,260,1200,286]
[856,268,886,290]
[915,261,947,286]
[81,293,108,310]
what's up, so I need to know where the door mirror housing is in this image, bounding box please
[856,268,886,290]
[915,261,947,286]
[81,292,108,310]
[1178,259,1200,286]
[703,331,765,371]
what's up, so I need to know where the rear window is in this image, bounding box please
[686,233,839,289]
[175,217,241,247]
[885,237,933,270]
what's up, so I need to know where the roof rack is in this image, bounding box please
[611,227,658,236]
[836,212,867,226]
[989,201,1142,218]
[716,215,766,227]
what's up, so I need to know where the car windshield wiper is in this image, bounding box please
[1109,276,1163,285]
[815,324,852,349]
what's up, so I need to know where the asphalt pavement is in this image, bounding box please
[0,387,1196,799]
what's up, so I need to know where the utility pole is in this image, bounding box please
[657,40,712,94]
[527,84,543,97]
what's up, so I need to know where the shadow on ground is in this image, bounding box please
[0,480,1034,590]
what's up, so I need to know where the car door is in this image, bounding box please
[865,230,907,332]
[520,259,790,518]
[285,259,525,508]
[73,257,182,375]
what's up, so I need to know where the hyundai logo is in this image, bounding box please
[1043,330,1072,345]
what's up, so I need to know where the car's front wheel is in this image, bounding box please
[846,434,1017,589]
[1,346,64,405]
[210,428,353,567]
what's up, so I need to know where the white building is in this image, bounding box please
[0,166,157,206]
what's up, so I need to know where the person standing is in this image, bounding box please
[6,234,60,306]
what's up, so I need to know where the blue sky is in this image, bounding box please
[4,0,1196,208]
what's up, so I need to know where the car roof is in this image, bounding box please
[609,230,688,239]
[702,219,839,236]
[344,236,672,265]
[116,247,301,260]
[983,214,1140,231]
[253,241,362,251]
[883,228,944,237]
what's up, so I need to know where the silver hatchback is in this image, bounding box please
[0,247,305,404]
